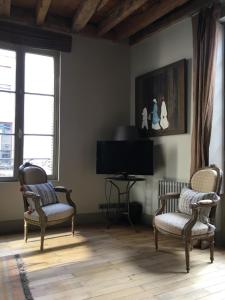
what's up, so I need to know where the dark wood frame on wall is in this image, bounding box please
[135,59,187,137]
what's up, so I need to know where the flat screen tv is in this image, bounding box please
[96,140,154,176]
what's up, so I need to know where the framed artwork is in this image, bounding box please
[135,59,187,137]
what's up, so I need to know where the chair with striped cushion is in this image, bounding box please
[19,162,76,251]
[153,165,222,272]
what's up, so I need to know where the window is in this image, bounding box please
[0,47,59,181]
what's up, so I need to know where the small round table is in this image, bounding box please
[104,175,145,229]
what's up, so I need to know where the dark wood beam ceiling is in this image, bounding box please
[98,0,150,36]
[130,0,212,44]
[115,0,190,40]
[36,0,52,25]
[97,0,112,12]
[0,0,217,45]
[72,0,102,32]
[0,0,11,16]
[48,0,81,18]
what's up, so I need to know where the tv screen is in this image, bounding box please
[96,140,154,176]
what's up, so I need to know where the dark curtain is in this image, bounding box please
[190,5,220,175]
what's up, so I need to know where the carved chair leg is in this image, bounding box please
[185,240,190,273]
[24,220,28,243]
[72,215,75,236]
[210,238,214,263]
[154,227,158,250]
[190,240,193,251]
[40,226,46,252]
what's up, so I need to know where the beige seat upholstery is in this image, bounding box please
[19,162,77,251]
[154,213,215,236]
[153,165,222,273]
[24,203,74,222]
[191,169,218,193]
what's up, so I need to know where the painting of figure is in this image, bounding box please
[135,59,186,137]
[160,97,169,130]
[141,107,148,130]
[151,99,161,130]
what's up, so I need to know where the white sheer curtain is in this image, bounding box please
[209,23,224,245]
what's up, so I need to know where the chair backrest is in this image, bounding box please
[19,162,48,211]
[19,162,47,185]
[190,165,223,225]
[190,165,222,194]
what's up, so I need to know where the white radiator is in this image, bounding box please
[158,179,189,212]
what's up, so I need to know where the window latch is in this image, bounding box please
[18,129,23,139]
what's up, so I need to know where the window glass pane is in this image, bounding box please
[25,53,54,95]
[24,94,54,134]
[0,49,16,92]
[0,135,14,177]
[0,92,15,134]
[23,135,54,175]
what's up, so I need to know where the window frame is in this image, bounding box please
[0,43,59,182]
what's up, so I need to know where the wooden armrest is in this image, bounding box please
[159,193,180,201]
[23,191,46,220]
[54,186,72,193]
[183,198,220,236]
[190,197,220,209]
[54,186,76,209]
[155,193,180,216]
[23,191,40,201]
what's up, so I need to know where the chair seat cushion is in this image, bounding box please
[154,212,215,236]
[24,203,74,222]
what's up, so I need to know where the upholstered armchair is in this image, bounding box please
[19,162,76,251]
[153,165,222,272]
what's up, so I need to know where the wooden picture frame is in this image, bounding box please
[135,59,187,137]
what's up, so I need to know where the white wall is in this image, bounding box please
[130,19,193,217]
[209,24,224,241]
[209,24,224,173]
[0,35,130,223]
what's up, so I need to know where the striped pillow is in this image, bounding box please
[178,187,218,223]
[24,182,58,209]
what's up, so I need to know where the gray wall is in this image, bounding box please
[0,19,223,236]
[130,19,193,219]
[130,18,224,232]
[0,35,130,226]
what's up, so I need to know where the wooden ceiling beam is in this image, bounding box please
[0,6,117,42]
[97,0,112,12]
[36,0,52,25]
[98,0,149,36]
[80,24,117,41]
[10,6,71,33]
[130,0,212,45]
[72,0,102,32]
[115,0,190,40]
[0,0,11,16]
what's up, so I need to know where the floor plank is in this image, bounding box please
[0,225,225,299]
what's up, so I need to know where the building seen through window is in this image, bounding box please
[0,48,58,180]
[0,122,12,177]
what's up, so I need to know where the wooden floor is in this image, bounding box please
[1,225,225,300]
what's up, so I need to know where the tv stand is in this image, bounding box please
[104,175,145,229]
[109,174,136,181]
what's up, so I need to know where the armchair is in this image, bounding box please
[153,165,222,272]
[19,162,76,251]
